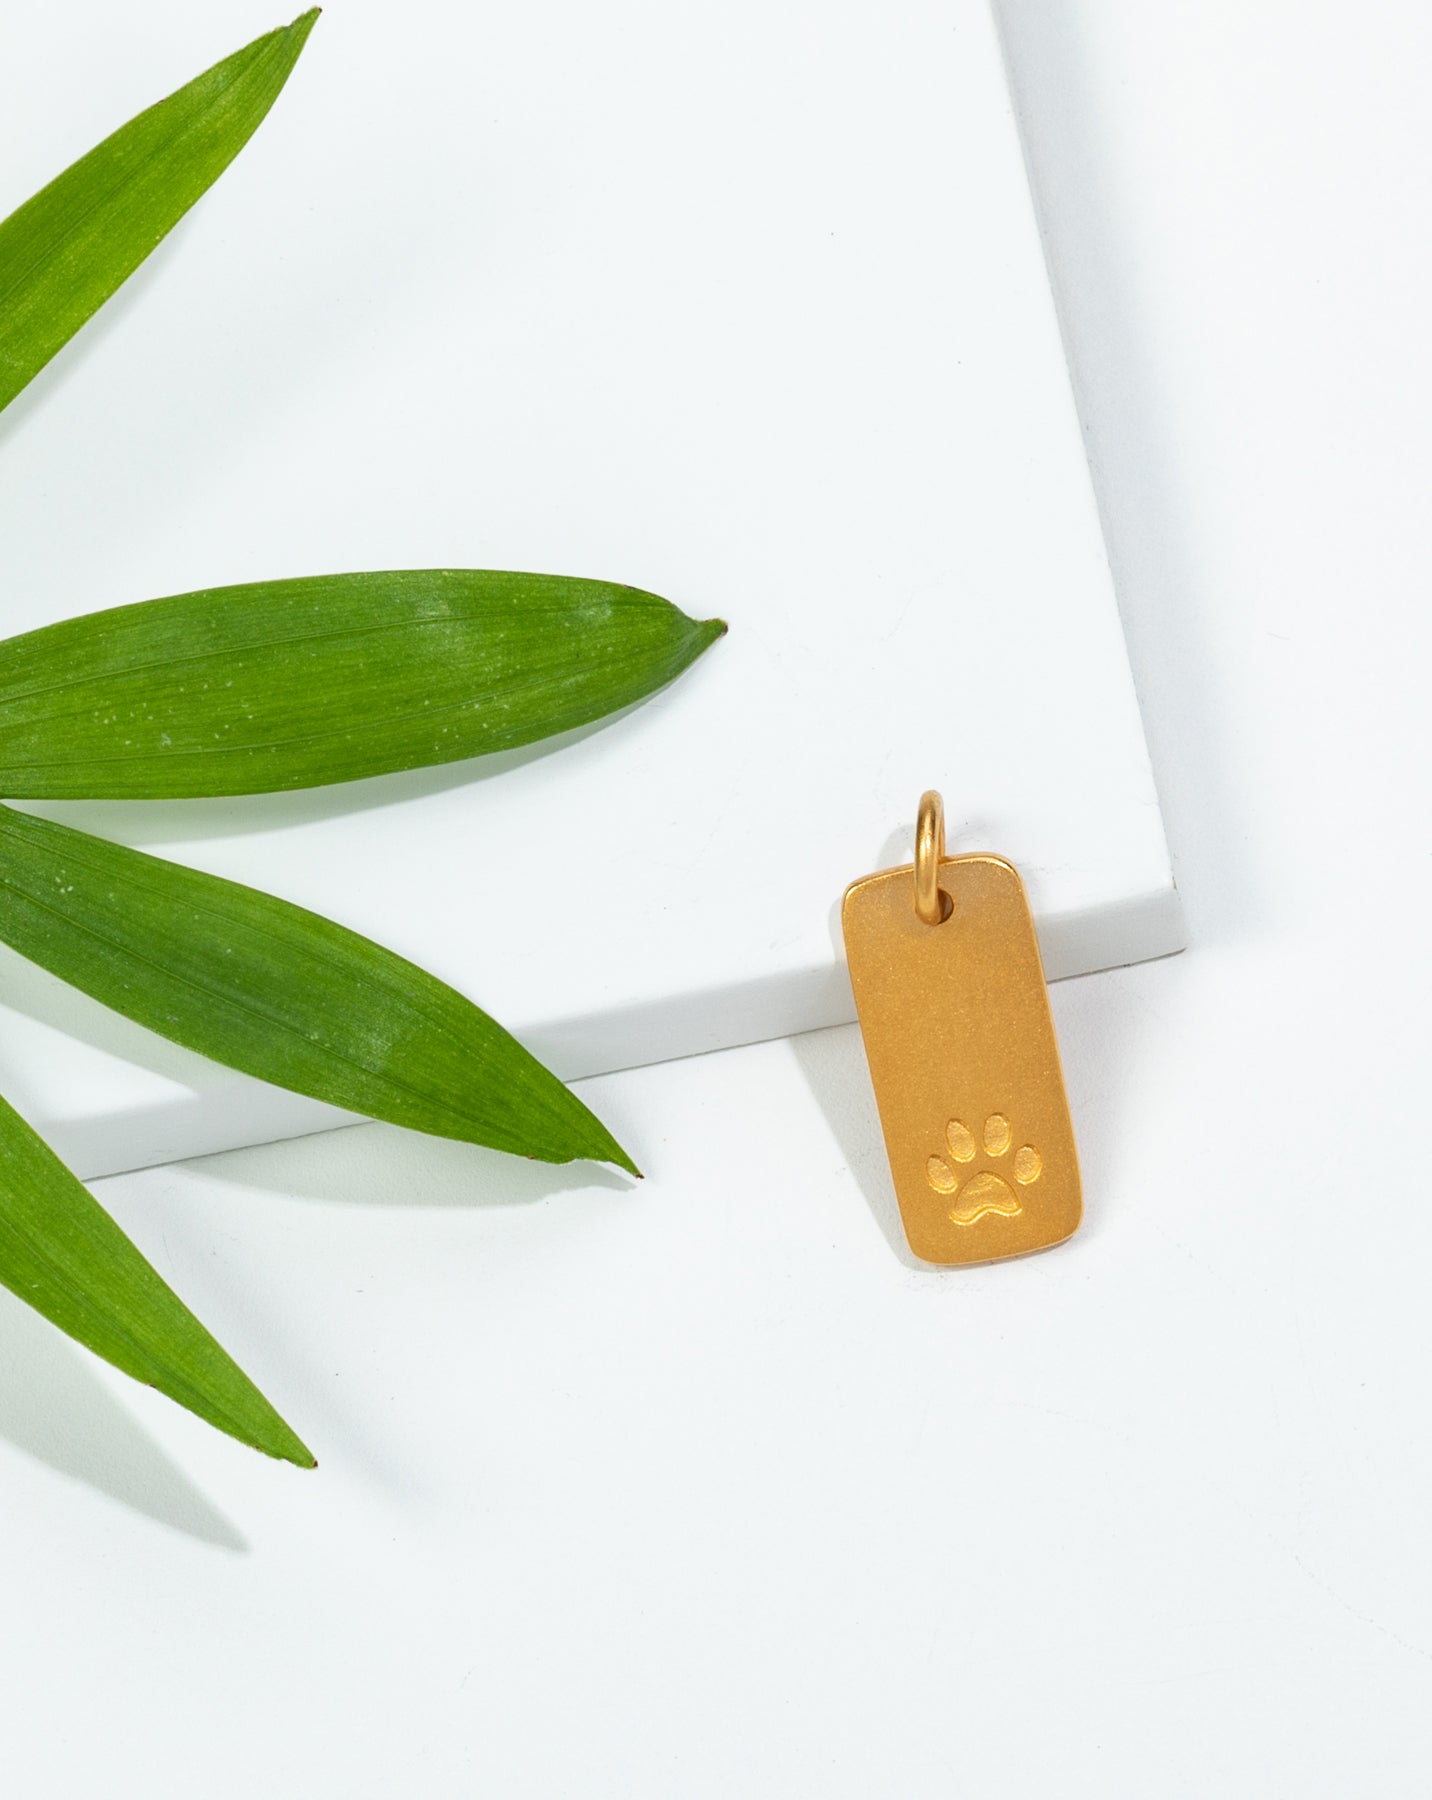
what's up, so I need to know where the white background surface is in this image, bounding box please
[0,0,1177,1177]
[4,1,1432,1795]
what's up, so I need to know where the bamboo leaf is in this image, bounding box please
[0,571,726,799]
[0,1088,313,1463]
[0,11,317,416]
[0,803,637,1173]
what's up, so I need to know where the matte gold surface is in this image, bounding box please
[842,853,1081,1265]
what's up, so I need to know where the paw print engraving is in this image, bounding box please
[926,1113,1043,1226]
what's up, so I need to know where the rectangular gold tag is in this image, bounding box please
[841,853,1081,1265]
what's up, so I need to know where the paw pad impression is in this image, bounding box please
[926,1113,1042,1225]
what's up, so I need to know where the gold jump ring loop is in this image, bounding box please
[914,789,947,925]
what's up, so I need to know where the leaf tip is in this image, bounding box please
[599,1132,642,1179]
[285,8,322,53]
[274,1434,318,1470]
[251,1408,316,1468]
[677,612,727,670]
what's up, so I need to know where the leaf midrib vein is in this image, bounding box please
[0,852,528,1149]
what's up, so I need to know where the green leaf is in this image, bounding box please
[0,1087,312,1464]
[0,803,637,1174]
[0,10,318,416]
[0,571,726,799]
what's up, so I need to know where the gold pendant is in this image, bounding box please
[841,791,1081,1265]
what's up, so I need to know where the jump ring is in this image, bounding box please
[914,789,947,925]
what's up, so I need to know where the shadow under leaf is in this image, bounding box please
[0,1289,247,1549]
[191,1116,635,1209]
